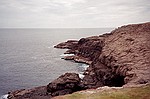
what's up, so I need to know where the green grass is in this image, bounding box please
[53,85,150,99]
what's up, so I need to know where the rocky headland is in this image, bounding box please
[8,22,150,99]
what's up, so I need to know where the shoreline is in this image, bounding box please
[7,22,150,99]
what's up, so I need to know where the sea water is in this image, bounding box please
[0,28,113,97]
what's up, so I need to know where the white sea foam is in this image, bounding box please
[0,94,8,99]
[60,54,74,57]
[78,64,89,79]
[79,74,85,79]
[81,64,89,70]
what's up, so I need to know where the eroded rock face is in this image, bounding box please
[100,22,150,86]
[55,36,104,64]
[8,22,150,99]
[47,73,82,96]
[55,22,150,88]
[8,86,51,99]
[54,40,78,49]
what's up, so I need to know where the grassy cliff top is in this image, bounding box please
[53,84,150,99]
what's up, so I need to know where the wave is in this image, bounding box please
[78,64,89,79]
[79,74,84,79]
[81,64,89,70]
[0,94,8,99]
[60,54,75,57]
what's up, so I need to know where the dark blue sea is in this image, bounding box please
[0,28,113,98]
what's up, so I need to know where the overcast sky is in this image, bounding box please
[0,0,149,28]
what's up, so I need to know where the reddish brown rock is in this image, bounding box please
[62,55,92,64]
[54,40,78,49]
[101,22,150,86]
[8,86,51,99]
[8,22,150,99]
[55,22,150,88]
[47,73,82,96]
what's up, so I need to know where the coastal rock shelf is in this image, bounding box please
[8,22,150,99]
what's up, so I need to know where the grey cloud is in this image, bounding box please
[0,0,149,28]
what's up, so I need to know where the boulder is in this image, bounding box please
[7,86,51,99]
[47,73,82,97]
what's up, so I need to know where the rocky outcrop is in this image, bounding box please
[55,22,150,89]
[8,73,82,99]
[47,73,82,96]
[55,36,105,65]
[54,40,78,50]
[102,23,150,86]
[8,22,150,99]
[8,86,51,99]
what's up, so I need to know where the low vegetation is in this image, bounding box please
[53,85,150,99]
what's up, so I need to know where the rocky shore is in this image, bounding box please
[8,22,150,99]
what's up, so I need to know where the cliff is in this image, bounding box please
[54,22,150,88]
[8,22,150,99]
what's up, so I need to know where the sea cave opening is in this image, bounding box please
[105,75,125,87]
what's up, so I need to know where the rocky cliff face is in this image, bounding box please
[100,23,150,86]
[55,22,150,88]
[8,22,150,99]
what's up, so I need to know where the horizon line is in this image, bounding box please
[0,27,114,29]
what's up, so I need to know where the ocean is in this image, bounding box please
[0,28,113,97]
